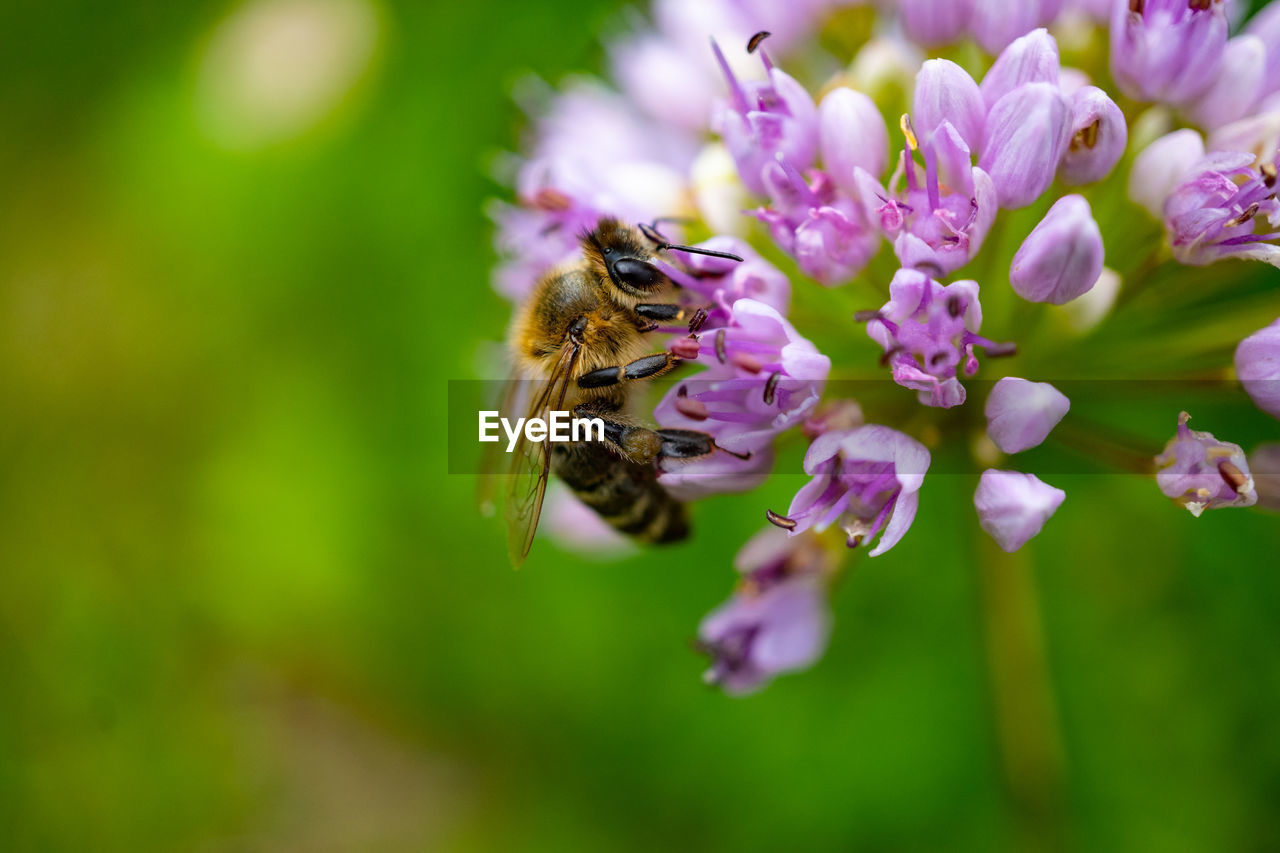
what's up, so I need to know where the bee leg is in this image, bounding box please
[634,303,686,323]
[578,352,680,390]
[572,406,713,465]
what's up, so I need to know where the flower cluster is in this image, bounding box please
[490,0,1280,694]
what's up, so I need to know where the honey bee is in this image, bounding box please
[494,217,744,565]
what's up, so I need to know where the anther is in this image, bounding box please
[983,342,1018,358]
[854,310,881,323]
[1218,460,1249,492]
[765,509,796,530]
[1227,202,1260,227]
[763,371,781,405]
[732,352,763,374]
[688,308,708,334]
[899,114,918,151]
[715,328,727,364]
[1262,162,1277,188]
[747,31,771,53]
[947,295,962,318]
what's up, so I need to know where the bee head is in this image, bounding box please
[581,219,666,299]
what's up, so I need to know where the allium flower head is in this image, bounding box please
[490,0,1280,695]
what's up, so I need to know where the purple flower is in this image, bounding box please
[857,121,997,276]
[1058,86,1127,186]
[864,268,1009,408]
[913,59,986,152]
[985,378,1070,453]
[980,82,1073,209]
[655,298,830,496]
[1235,316,1280,420]
[1246,3,1280,102]
[820,87,890,196]
[974,469,1065,552]
[712,40,818,195]
[780,425,931,555]
[978,28,1061,111]
[1128,128,1206,219]
[753,159,882,285]
[698,548,832,695]
[1010,194,1104,304]
[896,0,974,47]
[1156,412,1257,515]
[1185,35,1267,132]
[1110,0,1229,106]
[1164,150,1280,267]
[971,4,1058,61]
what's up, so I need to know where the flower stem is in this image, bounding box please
[976,537,1070,853]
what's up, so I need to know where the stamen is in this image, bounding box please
[763,371,781,405]
[765,509,797,530]
[947,295,962,318]
[1218,460,1249,492]
[1261,162,1277,188]
[854,310,882,323]
[533,188,572,211]
[715,328,728,364]
[710,39,749,115]
[670,337,701,360]
[1226,202,1260,227]
[1071,119,1101,152]
[746,31,771,53]
[899,114,918,151]
[983,342,1018,358]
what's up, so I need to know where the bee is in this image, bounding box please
[494,217,744,565]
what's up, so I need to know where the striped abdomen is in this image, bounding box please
[552,440,688,544]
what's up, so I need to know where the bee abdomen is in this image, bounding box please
[554,444,689,544]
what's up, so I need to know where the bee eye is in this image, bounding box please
[612,258,663,290]
[602,247,613,256]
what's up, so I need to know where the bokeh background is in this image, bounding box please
[3,0,1280,850]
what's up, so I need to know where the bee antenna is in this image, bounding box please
[656,242,745,263]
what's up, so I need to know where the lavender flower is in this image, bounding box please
[780,426,931,556]
[980,82,1073,209]
[978,27,1060,107]
[1059,86,1127,186]
[896,0,974,47]
[1010,194,1104,304]
[974,470,1066,552]
[1185,35,1268,132]
[1235,316,1280,420]
[913,59,986,151]
[1128,128,1206,219]
[712,40,818,195]
[858,120,997,275]
[698,526,832,695]
[819,87,890,196]
[1110,0,1229,107]
[655,298,830,496]
[1163,150,1280,267]
[985,378,1070,453]
[1155,412,1257,515]
[864,268,1007,408]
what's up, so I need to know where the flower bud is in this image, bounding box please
[819,87,889,195]
[913,59,986,151]
[1245,2,1280,101]
[1010,194,1104,304]
[978,26,1060,106]
[974,470,1065,552]
[971,0,1043,55]
[1185,35,1266,132]
[1128,128,1205,219]
[1110,0,1228,106]
[898,0,973,47]
[980,82,1072,209]
[1235,317,1280,421]
[1058,86,1127,186]
[984,378,1070,453]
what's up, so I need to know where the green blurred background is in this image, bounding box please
[3,0,1280,850]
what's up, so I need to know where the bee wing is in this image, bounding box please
[475,376,528,518]
[505,342,580,566]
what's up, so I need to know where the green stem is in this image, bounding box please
[976,538,1070,853]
